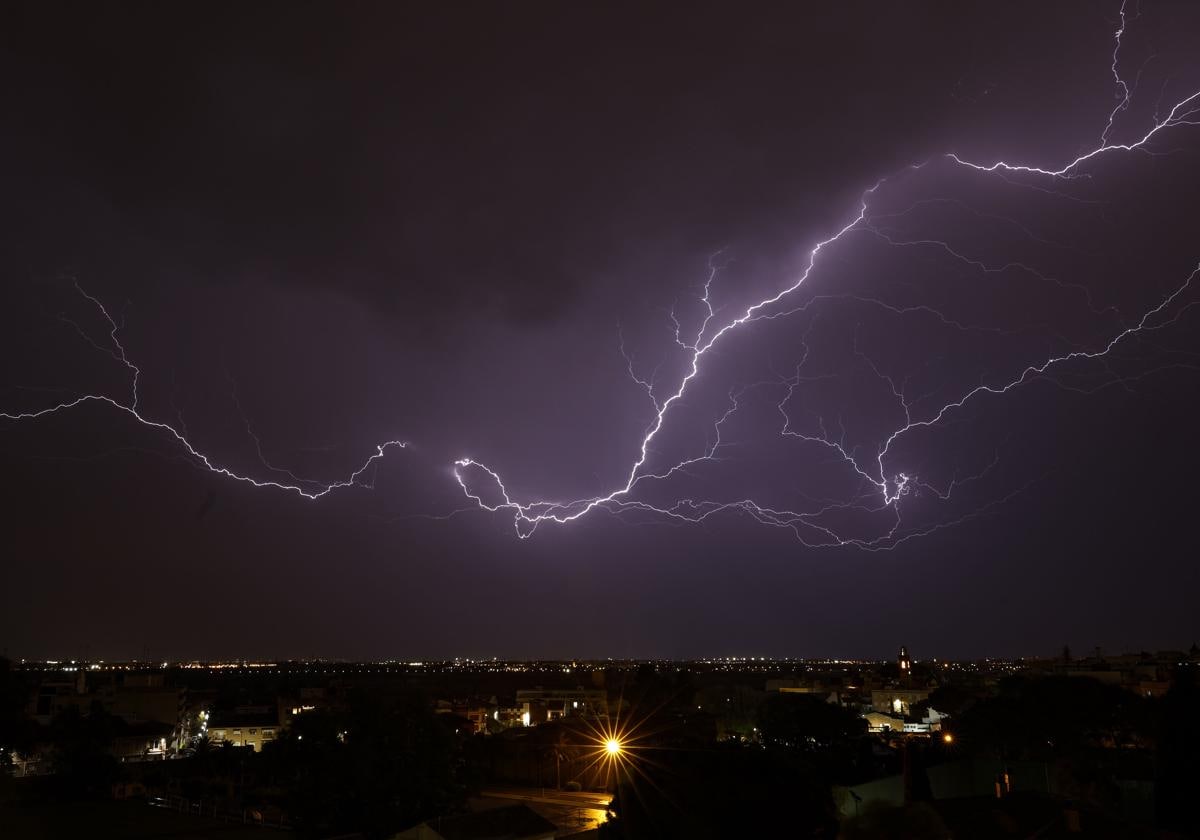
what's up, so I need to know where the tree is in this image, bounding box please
[757,693,866,752]
[602,743,835,839]
[261,689,463,838]
[1156,664,1200,835]
[955,676,1152,761]
[49,702,119,799]
[0,657,36,769]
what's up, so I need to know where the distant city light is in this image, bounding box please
[943,732,954,744]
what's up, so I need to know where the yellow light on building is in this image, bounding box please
[605,738,622,756]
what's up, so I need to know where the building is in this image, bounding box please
[515,687,608,726]
[206,705,281,751]
[109,673,186,744]
[29,671,92,724]
[870,688,930,717]
[111,720,176,760]
[279,685,328,727]
[435,699,496,734]
[863,711,905,733]
[28,670,186,749]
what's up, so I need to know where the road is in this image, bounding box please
[477,787,611,835]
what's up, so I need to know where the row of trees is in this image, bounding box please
[259,690,463,837]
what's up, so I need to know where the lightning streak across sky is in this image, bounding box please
[0,283,407,500]
[452,3,1200,545]
[3,2,1199,549]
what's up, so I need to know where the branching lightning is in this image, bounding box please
[453,3,1200,546]
[4,3,1197,548]
[1,283,406,499]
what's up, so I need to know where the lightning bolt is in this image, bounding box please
[1,282,406,500]
[4,3,1197,547]
[454,3,1200,545]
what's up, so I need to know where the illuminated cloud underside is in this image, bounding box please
[452,1,1200,545]
[4,2,1199,548]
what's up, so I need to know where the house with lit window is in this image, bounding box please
[869,688,930,717]
[206,705,280,751]
[515,687,608,726]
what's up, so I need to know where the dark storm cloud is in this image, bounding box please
[2,1,1199,660]
[5,1,1108,333]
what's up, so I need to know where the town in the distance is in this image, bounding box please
[2,643,1198,838]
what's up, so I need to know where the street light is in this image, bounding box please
[604,738,622,757]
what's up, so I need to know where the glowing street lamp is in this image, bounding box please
[580,715,647,790]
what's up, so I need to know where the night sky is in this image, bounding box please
[3,1,1199,662]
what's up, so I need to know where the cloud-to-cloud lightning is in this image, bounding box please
[1,283,406,499]
[3,2,1197,548]
[454,2,1200,545]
